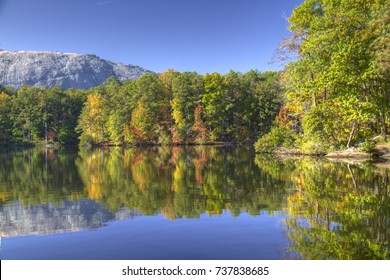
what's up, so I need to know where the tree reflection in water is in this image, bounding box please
[75,146,288,218]
[255,155,389,260]
[0,147,388,259]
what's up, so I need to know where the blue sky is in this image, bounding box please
[0,0,303,74]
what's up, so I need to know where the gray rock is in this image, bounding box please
[0,50,154,89]
[325,148,372,160]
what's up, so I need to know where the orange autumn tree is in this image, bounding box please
[192,104,207,144]
[126,100,155,143]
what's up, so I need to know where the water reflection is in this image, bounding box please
[0,147,288,236]
[0,200,139,237]
[75,146,288,217]
[0,149,85,205]
[257,156,389,260]
[0,147,388,259]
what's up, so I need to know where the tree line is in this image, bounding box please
[255,0,390,154]
[0,70,282,146]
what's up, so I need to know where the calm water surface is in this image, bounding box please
[0,147,388,259]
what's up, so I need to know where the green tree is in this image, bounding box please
[0,92,13,144]
[269,0,390,152]
[171,72,203,143]
[58,89,86,145]
[202,73,227,141]
[11,86,46,143]
[102,77,135,145]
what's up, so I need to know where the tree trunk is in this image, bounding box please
[101,125,104,145]
[380,112,387,140]
[347,121,356,149]
[311,73,317,108]
[347,164,358,191]
[312,92,317,108]
[45,122,48,144]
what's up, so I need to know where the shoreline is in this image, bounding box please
[268,145,390,163]
[2,142,390,163]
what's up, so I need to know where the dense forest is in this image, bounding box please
[0,84,85,145]
[255,0,390,154]
[0,70,282,146]
[1,0,389,153]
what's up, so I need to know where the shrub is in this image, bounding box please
[358,139,376,153]
[254,126,297,153]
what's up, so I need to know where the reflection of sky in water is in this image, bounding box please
[0,210,289,260]
[290,218,341,231]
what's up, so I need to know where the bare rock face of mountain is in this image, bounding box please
[0,50,153,89]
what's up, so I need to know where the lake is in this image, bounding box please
[0,146,388,259]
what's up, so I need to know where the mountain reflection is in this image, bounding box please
[0,147,388,259]
[0,200,139,237]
